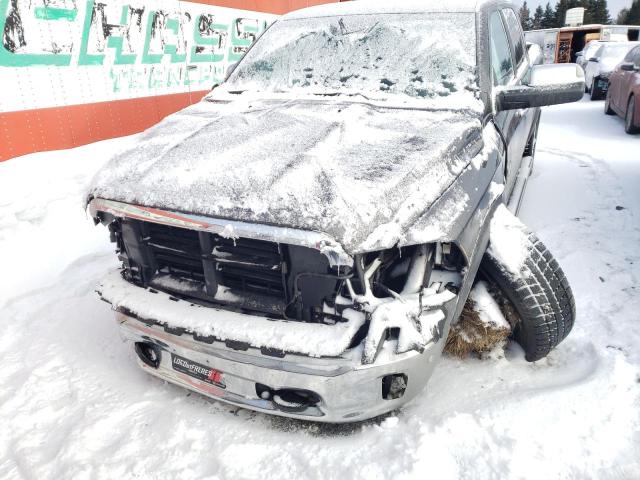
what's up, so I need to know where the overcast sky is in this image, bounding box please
[523,0,633,17]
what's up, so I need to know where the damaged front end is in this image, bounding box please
[91,199,467,422]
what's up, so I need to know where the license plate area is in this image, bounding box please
[171,353,226,388]
[597,79,608,90]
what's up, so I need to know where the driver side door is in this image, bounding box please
[489,9,534,199]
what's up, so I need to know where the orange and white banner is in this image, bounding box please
[0,0,283,160]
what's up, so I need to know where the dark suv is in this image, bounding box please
[88,0,583,422]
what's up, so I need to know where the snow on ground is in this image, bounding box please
[1,97,639,479]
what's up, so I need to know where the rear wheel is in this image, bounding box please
[625,96,639,134]
[604,89,615,115]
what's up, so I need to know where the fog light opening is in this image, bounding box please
[256,384,321,412]
[134,342,161,369]
[382,374,408,400]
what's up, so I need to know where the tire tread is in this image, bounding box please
[481,230,576,361]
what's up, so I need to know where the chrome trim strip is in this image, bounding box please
[89,198,353,266]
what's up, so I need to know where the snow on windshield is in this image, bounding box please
[598,43,638,70]
[225,13,477,102]
[600,43,637,60]
[583,42,602,58]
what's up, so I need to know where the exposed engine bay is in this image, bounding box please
[96,209,465,364]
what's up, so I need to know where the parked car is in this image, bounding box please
[87,0,582,423]
[576,39,609,72]
[605,44,640,134]
[585,41,640,100]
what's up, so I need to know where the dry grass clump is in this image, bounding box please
[444,300,512,359]
[492,290,520,329]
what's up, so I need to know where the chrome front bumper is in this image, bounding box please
[117,312,449,423]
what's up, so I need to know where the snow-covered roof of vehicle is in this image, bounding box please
[283,0,506,20]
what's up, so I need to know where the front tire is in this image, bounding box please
[604,89,615,115]
[590,81,602,101]
[481,224,576,362]
[625,96,639,134]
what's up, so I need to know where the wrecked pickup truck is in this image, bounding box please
[87,0,582,422]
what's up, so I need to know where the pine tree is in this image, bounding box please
[519,1,533,30]
[581,0,595,24]
[630,0,640,24]
[541,2,556,28]
[554,0,569,27]
[532,5,544,29]
[618,0,640,24]
[591,0,611,24]
[617,8,629,24]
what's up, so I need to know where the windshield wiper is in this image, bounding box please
[312,92,372,101]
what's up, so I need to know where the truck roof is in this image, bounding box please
[284,0,509,20]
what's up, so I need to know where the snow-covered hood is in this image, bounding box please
[88,97,484,253]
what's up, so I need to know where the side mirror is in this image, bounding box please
[496,64,585,111]
[588,57,599,63]
[527,43,543,65]
[620,62,637,72]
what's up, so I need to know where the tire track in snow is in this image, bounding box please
[531,147,640,355]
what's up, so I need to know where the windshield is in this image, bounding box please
[600,43,637,60]
[223,13,477,102]
[584,42,602,58]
